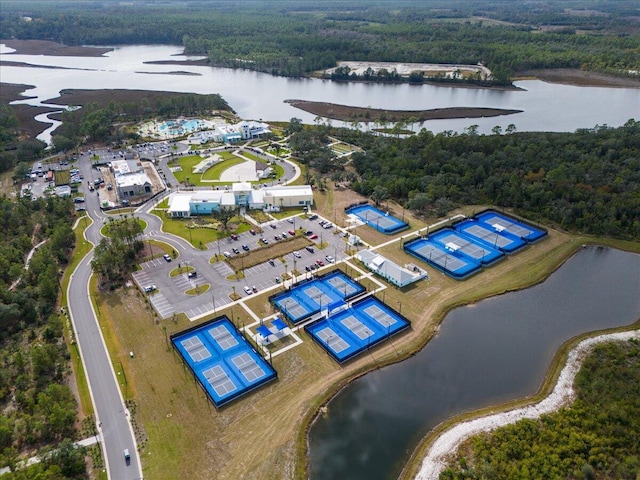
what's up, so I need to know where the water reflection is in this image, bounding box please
[309,247,640,480]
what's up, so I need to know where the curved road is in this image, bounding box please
[65,138,302,479]
[67,159,142,479]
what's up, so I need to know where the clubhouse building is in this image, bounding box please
[167,183,313,217]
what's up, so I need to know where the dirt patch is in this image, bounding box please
[285,100,522,123]
[1,39,112,57]
[516,68,640,88]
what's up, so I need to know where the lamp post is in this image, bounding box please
[211,292,216,315]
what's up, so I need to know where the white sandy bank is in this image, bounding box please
[415,329,640,480]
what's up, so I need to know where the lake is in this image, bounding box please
[308,247,640,480]
[1,44,639,143]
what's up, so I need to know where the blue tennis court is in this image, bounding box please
[270,271,366,324]
[474,210,547,243]
[454,219,526,253]
[171,316,277,408]
[429,228,503,265]
[404,236,482,279]
[305,296,411,363]
[346,204,408,234]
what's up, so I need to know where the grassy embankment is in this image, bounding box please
[60,216,95,417]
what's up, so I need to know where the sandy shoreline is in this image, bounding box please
[415,329,640,480]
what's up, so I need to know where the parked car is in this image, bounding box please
[305,265,311,272]
[230,233,239,240]
[274,235,281,241]
[252,286,258,293]
[232,247,240,254]
[268,259,276,266]
[249,229,256,235]
[163,254,172,262]
[287,218,294,224]
[288,230,295,236]
[260,237,269,244]
[275,277,281,283]
[325,255,335,263]
[143,284,157,293]
[305,246,315,253]
[223,251,231,258]
[309,234,318,240]
[309,214,318,220]
[242,244,250,251]
[270,224,277,229]
[304,230,313,235]
[243,286,252,295]
[316,259,325,267]
[187,271,197,278]
[293,251,302,258]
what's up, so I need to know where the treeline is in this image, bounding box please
[51,92,231,151]
[440,339,640,480]
[91,216,144,290]
[0,104,47,175]
[1,1,638,80]
[0,196,87,477]
[330,119,640,239]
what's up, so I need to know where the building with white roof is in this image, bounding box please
[187,120,271,145]
[116,172,152,198]
[356,250,428,288]
[167,183,313,218]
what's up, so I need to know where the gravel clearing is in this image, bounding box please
[415,329,640,480]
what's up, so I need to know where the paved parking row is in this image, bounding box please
[136,213,352,321]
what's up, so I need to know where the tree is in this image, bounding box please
[370,185,389,206]
[286,117,303,135]
[212,207,237,234]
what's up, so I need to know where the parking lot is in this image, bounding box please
[135,214,351,321]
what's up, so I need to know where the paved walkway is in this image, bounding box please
[0,435,101,474]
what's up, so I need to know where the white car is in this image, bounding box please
[144,284,157,293]
[293,251,302,258]
[325,255,335,263]
[243,286,252,295]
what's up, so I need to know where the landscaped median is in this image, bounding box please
[219,235,314,271]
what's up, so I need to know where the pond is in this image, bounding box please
[308,246,640,480]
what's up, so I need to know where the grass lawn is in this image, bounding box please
[270,208,306,219]
[155,211,254,248]
[100,218,147,238]
[201,157,244,181]
[91,194,640,480]
[237,150,264,163]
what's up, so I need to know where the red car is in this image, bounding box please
[316,259,324,267]
[288,230,295,236]
[309,234,318,240]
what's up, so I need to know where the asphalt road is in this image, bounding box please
[67,155,142,479]
[62,139,303,479]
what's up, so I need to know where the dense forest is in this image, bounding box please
[321,119,640,239]
[0,103,46,176]
[440,339,640,480]
[1,0,639,81]
[0,196,88,477]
